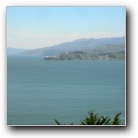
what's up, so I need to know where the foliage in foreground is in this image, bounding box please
[55,111,122,125]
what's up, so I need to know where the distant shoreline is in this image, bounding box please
[44,51,125,61]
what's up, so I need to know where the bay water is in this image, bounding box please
[7,58,125,125]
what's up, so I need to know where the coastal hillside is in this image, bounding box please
[44,43,125,60]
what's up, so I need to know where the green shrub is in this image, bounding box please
[55,111,122,125]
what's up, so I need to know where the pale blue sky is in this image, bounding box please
[7,7,126,49]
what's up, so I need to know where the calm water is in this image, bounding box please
[7,58,125,125]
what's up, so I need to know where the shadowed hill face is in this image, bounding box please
[8,37,125,57]
[44,43,125,60]
[44,50,125,61]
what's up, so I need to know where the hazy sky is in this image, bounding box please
[7,7,126,49]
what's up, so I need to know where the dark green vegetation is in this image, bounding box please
[55,111,122,125]
[43,40,125,60]
[44,51,125,60]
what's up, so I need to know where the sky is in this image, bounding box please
[7,7,126,49]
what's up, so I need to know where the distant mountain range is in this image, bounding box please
[7,37,125,58]
[7,48,27,56]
